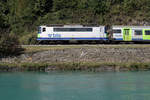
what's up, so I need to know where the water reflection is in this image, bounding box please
[0,72,150,100]
[0,72,42,100]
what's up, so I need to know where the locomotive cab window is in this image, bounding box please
[38,27,41,33]
[113,29,121,34]
[135,30,142,35]
[42,28,46,32]
[145,30,150,35]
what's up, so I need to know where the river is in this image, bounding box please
[0,71,150,100]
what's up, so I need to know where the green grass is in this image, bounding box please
[1,61,150,71]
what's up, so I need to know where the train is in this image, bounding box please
[37,25,150,44]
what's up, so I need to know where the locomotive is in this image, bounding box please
[37,25,150,44]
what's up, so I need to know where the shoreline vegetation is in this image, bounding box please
[0,62,150,72]
[1,45,150,72]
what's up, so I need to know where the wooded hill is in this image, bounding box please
[1,0,150,43]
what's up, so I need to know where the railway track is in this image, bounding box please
[22,44,150,47]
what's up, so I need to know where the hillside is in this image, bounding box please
[1,0,150,45]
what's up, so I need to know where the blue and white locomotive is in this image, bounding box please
[37,25,108,43]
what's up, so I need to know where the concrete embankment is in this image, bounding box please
[1,45,150,72]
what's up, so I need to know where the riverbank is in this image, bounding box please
[0,62,150,72]
[1,45,150,72]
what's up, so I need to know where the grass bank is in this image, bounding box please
[0,62,150,72]
[1,44,150,72]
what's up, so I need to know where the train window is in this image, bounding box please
[145,30,150,35]
[42,28,46,32]
[125,30,129,35]
[113,29,121,33]
[38,27,41,33]
[135,30,142,35]
[54,28,93,32]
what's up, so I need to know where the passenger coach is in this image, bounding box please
[112,26,150,42]
[37,25,108,43]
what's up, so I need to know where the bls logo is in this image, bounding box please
[48,34,61,38]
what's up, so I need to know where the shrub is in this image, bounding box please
[0,33,23,57]
[20,32,37,45]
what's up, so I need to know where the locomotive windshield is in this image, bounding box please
[38,27,41,34]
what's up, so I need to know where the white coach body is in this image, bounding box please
[37,25,107,41]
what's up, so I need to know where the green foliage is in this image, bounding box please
[20,32,37,45]
[0,33,23,57]
[0,0,9,29]
[0,0,150,44]
[1,62,150,71]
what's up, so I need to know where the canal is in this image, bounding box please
[0,71,150,100]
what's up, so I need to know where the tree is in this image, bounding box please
[0,0,9,30]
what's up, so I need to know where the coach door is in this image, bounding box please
[123,28,132,41]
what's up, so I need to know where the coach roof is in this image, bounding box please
[112,25,150,28]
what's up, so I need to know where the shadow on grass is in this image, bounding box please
[0,47,25,59]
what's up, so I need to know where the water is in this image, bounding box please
[0,71,150,100]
